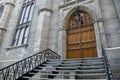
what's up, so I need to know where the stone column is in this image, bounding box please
[0,0,15,45]
[99,0,120,48]
[34,0,52,52]
[58,29,66,59]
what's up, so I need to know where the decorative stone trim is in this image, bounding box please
[103,15,119,21]
[59,0,85,9]
[0,59,20,63]
[58,28,67,31]
[38,8,52,15]
[6,44,28,50]
[84,0,94,4]
[94,15,119,23]
[5,2,15,7]
[0,26,7,31]
[95,15,119,23]
[106,47,120,50]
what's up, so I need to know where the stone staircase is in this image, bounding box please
[20,57,107,80]
[0,49,113,80]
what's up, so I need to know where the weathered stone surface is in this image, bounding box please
[106,48,120,79]
[0,0,120,79]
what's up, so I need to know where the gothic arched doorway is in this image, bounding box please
[66,10,97,59]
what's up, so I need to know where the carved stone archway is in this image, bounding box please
[58,6,103,59]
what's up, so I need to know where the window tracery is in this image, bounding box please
[12,0,35,46]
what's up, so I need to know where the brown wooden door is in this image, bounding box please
[66,11,97,59]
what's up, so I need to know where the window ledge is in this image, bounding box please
[6,44,28,50]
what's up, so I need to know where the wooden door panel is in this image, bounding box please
[67,50,81,59]
[67,34,80,43]
[94,48,97,57]
[68,44,80,50]
[66,11,97,59]
[82,49,92,58]
[82,48,96,58]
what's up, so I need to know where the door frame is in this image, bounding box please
[58,6,103,59]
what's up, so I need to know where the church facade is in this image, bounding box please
[0,0,120,78]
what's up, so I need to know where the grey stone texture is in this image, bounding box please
[114,0,120,20]
[99,0,120,48]
[0,0,120,78]
[106,48,120,79]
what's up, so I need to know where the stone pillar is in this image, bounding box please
[58,29,66,59]
[0,0,15,45]
[99,0,120,48]
[34,0,52,52]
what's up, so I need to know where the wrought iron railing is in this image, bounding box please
[102,46,113,80]
[0,49,61,80]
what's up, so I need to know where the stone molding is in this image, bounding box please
[0,59,20,63]
[5,2,15,7]
[106,47,120,50]
[58,27,67,31]
[94,15,119,23]
[102,15,119,22]
[59,0,94,9]
[94,18,104,22]
[38,8,52,15]
[59,0,86,9]
[6,44,28,50]
[0,26,7,31]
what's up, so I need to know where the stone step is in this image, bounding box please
[48,60,103,63]
[77,79,106,80]
[23,76,107,80]
[34,68,105,73]
[25,72,106,79]
[40,65,105,69]
[42,63,105,68]
[41,65,105,69]
[28,72,106,75]
[46,61,104,66]
[20,57,107,80]
[42,63,60,67]
[41,64,105,69]
[49,57,104,62]
[38,66,79,70]
[48,59,104,63]
[79,65,105,69]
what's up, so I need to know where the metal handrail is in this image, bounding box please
[0,49,61,80]
[102,46,113,80]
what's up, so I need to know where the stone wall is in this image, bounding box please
[106,48,120,79]
[0,0,53,69]
[114,0,120,20]
[0,0,24,69]
[0,1,120,79]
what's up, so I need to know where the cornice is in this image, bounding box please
[38,8,52,15]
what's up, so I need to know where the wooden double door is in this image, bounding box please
[66,11,97,59]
